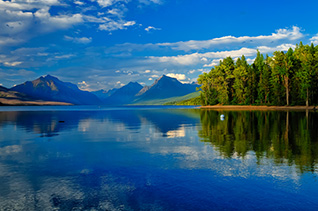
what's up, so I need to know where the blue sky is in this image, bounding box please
[1,0,318,91]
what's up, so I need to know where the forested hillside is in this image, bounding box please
[197,42,318,106]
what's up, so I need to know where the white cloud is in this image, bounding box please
[54,54,75,59]
[107,8,126,17]
[116,80,125,87]
[99,20,136,31]
[203,59,221,67]
[166,73,187,81]
[110,26,303,54]
[3,61,22,67]
[0,0,62,11]
[139,0,162,5]
[246,57,256,64]
[145,26,161,32]
[144,70,151,73]
[310,34,318,45]
[0,36,22,46]
[0,0,142,47]
[64,36,92,44]
[96,0,123,7]
[147,44,295,66]
[74,1,84,5]
[158,26,303,51]
[34,8,83,32]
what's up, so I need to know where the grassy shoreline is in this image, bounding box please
[200,105,317,111]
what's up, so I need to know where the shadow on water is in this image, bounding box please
[199,109,318,173]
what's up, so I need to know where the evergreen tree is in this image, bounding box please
[233,55,249,104]
[197,42,318,106]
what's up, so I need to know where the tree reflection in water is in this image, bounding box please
[198,109,318,173]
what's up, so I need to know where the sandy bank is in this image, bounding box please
[0,98,72,106]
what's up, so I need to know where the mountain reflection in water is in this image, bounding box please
[0,107,318,210]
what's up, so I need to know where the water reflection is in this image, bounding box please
[1,108,318,210]
[0,109,200,138]
[199,110,318,173]
[0,108,202,210]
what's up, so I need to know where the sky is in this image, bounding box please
[1,0,318,91]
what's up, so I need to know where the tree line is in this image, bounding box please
[197,42,318,106]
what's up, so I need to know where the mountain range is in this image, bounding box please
[10,75,102,105]
[0,74,199,105]
[95,75,199,105]
[0,84,71,106]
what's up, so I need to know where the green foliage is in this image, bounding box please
[197,42,318,106]
[233,55,250,104]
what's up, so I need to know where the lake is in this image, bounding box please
[0,106,318,210]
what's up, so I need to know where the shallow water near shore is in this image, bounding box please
[0,106,318,210]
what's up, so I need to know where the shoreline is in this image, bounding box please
[200,105,317,111]
[0,99,72,106]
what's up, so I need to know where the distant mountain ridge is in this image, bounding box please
[11,75,102,105]
[93,75,199,105]
[103,82,143,105]
[0,86,8,92]
[91,88,118,103]
[134,75,198,103]
[3,74,198,106]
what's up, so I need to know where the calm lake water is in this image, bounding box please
[0,106,318,210]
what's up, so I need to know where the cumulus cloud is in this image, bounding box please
[35,8,84,32]
[139,0,162,5]
[109,26,303,54]
[147,44,295,66]
[116,81,125,87]
[99,20,136,31]
[78,80,96,91]
[0,0,145,47]
[166,73,187,81]
[145,26,161,32]
[310,34,318,45]
[54,54,75,59]
[159,26,303,51]
[3,61,22,67]
[96,0,124,7]
[64,36,92,44]
[203,59,220,67]
[74,0,84,5]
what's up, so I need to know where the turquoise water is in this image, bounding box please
[0,106,318,210]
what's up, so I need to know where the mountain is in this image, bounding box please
[92,88,118,102]
[104,82,143,105]
[10,75,102,105]
[0,85,8,92]
[134,75,199,103]
[0,85,71,106]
